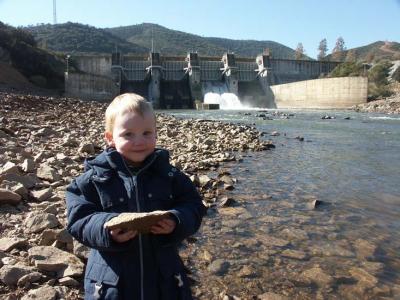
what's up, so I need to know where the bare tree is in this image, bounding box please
[332,37,346,61]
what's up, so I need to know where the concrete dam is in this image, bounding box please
[65,52,366,109]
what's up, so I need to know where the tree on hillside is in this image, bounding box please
[295,43,305,60]
[345,49,356,62]
[368,61,393,99]
[317,38,328,60]
[332,37,346,61]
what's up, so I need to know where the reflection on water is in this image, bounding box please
[166,109,400,299]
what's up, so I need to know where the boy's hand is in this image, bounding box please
[109,228,137,243]
[150,218,176,235]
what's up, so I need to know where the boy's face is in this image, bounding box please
[105,111,157,166]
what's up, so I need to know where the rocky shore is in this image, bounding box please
[0,92,274,299]
[352,94,400,114]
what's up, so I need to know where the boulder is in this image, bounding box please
[37,164,61,182]
[34,127,56,137]
[353,238,376,259]
[28,246,84,278]
[257,235,290,248]
[58,276,79,287]
[198,175,212,187]
[0,237,28,252]
[207,259,230,276]
[349,267,378,288]
[0,181,29,199]
[17,272,42,287]
[0,188,22,205]
[0,264,35,286]
[39,228,73,246]
[73,240,90,260]
[237,265,257,278]
[0,162,19,175]
[258,292,289,300]
[20,285,58,300]
[281,249,308,260]
[78,143,95,154]
[30,187,53,202]
[301,267,333,286]
[0,173,38,189]
[24,212,59,233]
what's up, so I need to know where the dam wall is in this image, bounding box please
[73,55,112,77]
[269,59,339,85]
[65,73,118,101]
[270,77,368,109]
[65,52,342,108]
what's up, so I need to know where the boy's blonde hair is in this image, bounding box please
[105,93,155,133]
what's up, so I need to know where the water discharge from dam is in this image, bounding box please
[203,81,245,110]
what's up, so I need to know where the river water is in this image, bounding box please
[165,109,400,299]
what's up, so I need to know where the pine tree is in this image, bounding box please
[295,43,305,60]
[317,38,328,60]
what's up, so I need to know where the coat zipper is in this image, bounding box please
[132,176,144,300]
[122,154,157,300]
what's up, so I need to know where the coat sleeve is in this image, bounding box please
[66,174,135,252]
[160,171,206,246]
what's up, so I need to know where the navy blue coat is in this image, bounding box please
[66,148,205,300]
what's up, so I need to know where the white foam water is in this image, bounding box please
[369,116,400,121]
[204,92,245,110]
[202,81,245,110]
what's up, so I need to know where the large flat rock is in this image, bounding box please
[104,211,170,233]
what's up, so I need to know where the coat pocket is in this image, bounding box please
[91,175,129,213]
[84,262,119,300]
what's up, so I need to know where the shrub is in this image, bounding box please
[368,83,393,100]
[367,61,394,99]
[328,62,364,77]
[368,61,392,86]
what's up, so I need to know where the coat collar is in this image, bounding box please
[85,148,171,178]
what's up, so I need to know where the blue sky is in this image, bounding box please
[0,0,399,58]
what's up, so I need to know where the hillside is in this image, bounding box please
[25,22,148,54]
[0,62,36,91]
[105,23,298,58]
[0,22,65,90]
[26,22,299,59]
[325,41,400,62]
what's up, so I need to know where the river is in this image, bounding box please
[164,109,400,299]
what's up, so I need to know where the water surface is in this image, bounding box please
[164,109,400,299]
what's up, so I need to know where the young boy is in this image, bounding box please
[66,93,205,300]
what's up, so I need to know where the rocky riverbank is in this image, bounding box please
[352,94,400,114]
[0,92,274,299]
